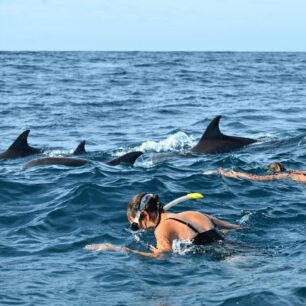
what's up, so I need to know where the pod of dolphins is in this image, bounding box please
[0,115,257,169]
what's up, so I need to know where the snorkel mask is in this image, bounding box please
[131,193,153,231]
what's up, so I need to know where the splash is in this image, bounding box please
[110,131,195,168]
[136,131,195,153]
[239,211,254,226]
[138,158,154,168]
[172,239,198,255]
[43,150,73,157]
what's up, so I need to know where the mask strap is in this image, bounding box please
[131,193,153,230]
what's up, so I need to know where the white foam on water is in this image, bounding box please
[239,211,254,226]
[111,131,195,168]
[43,150,73,157]
[172,239,196,255]
[224,254,253,266]
[135,131,195,153]
[137,158,154,169]
[254,132,295,144]
[298,136,306,146]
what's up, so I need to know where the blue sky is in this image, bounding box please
[0,0,305,51]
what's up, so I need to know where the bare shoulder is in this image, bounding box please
[155,218,176,236]
[154,218,178,248]
[176,211,207,218]
[155,211,204,234]
[175,211,212,225]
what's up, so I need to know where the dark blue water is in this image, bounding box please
[0,52,306,306]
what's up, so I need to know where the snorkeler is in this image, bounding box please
[85,193,240,257]
[205,162,306,184]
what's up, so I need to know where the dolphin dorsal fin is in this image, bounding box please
[107,151,143,166]
[8,130,31,150]
[73,141,86,155]
[200,116,224,140]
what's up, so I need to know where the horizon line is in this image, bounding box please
[1,49,306,53]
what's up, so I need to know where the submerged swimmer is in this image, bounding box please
[85,193,240,257]
[206,162,306,184]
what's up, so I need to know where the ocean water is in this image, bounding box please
[0,52,306,306]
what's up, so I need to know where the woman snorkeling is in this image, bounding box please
[85,193,240,257]
[206,162,306,184]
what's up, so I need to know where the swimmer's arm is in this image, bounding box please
[203,169,252,178]
[85,242,170,258]
[85,226,173,258]
[206,168,254,179]
[234,173,288,181]
[217,169,286,181]
[123,247,159,257]
[124,245,172,257]
[206,214,240,229]
[123,238,172,257]
[124,231,173,257]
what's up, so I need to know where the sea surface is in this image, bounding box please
[0,52,305,306]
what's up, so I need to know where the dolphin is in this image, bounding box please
[191,116,256,154]
[23,149,143,169]
[107,151,143,166]
[23,141,88,169]
[0,130,43,160]
[23,157,88,169]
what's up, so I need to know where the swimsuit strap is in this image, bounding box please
[155,210,162,229]
[166,217,200,234]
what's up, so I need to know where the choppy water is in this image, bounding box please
[0,52,306,306]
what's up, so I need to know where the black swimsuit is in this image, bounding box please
[166,217,224,245]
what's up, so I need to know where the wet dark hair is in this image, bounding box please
[127,192,164,220]
[268,162,286,173]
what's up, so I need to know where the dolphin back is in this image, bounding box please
[191,116,256,154]
[23,157,88,169]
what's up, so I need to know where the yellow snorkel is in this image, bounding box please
[163,193,204,211]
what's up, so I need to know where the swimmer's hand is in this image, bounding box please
[148,245,158,253]
[203,169,218,175]
[85,243,126,252]
[203,168,225,175]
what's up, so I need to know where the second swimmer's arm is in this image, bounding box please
[217,169,287,181]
